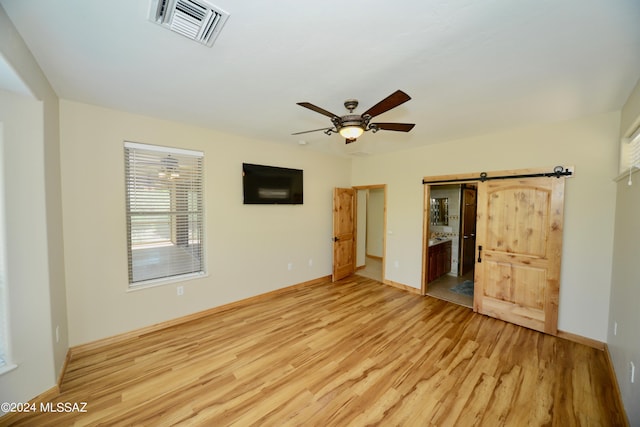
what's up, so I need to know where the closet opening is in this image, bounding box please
[354,185,386,283]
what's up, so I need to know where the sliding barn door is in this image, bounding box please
[333,187,355,281]
[474,177,565,335]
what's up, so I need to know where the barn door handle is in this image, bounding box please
[333,236,339,242]
[477,245,483,263]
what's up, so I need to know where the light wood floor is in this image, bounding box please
[4,276,626,426]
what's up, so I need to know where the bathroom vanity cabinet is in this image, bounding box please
[428,240,452,282]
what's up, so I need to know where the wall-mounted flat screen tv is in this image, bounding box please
[242,163,303,205]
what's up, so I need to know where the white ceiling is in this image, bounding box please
[2,0,640,157]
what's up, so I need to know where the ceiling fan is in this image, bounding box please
[292,90,415,144]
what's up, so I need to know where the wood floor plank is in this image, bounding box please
[2,275,627,426]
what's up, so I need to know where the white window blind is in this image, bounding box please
[631,130,640,169]
[623,125,640,185]
[124,142,205,286]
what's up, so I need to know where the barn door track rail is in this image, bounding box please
[422,166,573,185]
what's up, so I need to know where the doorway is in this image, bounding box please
[423,183,476,308]
[354,185,386,282]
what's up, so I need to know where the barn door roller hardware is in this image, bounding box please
[422,166,573,185]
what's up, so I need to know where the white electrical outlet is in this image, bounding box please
[177,286,184,296]
[614,321,618,336]
[308,259,313,267]
[288,262,293,271]
[631,362,635,384]
[394,261,399,268]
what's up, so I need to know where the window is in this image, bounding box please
[620,125,640,185]
[622,123,640,167]
[124,142,205,287]
[631,131,640,170]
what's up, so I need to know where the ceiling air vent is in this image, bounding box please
[149,0,230,47]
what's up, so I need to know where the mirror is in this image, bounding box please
[430,197,449,226]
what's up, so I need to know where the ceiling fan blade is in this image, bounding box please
[362,90,411,118]
[291,127,333,135]
[296,102,339,119]
[371,122,415,132]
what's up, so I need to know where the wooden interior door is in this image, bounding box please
[459,185,477,276]
[333,187,355,281]
[474,177,565,335]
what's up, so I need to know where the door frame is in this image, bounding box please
[353,184,387,283]
[422,179,477,295]
[421,166,572,297]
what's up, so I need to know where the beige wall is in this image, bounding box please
[608,77,640,425]
[60,100,351,346]
[366,189,384,258]
[0,4,67,408]
[0,90,56,405]
[608,174,640,424]
[352,111,620,341]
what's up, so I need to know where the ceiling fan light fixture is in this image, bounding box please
[339,125,364,139]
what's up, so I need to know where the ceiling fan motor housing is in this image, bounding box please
[338,114,366,129]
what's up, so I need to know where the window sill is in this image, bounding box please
[0,363,18,376]
[126,272,208,292]
[614,165,639,182]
